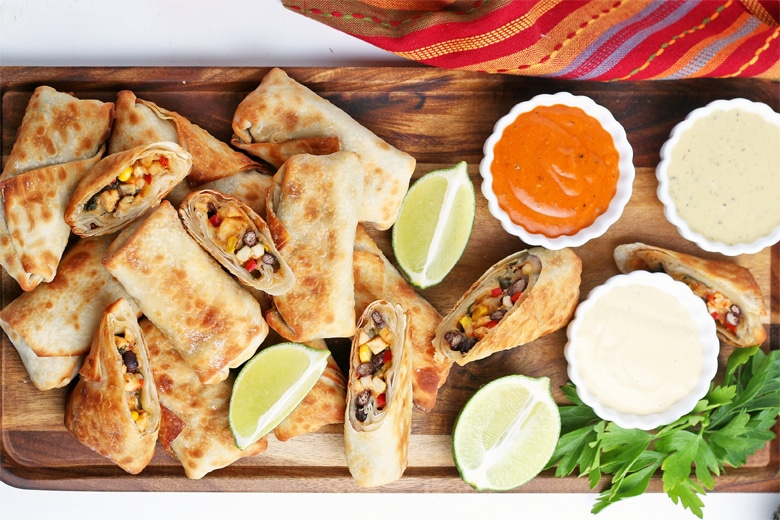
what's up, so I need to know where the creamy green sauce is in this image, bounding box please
[667,108,780,245]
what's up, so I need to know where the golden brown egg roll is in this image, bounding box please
[264,152,363,341]
[178,189,294,296]
[140,318,268,479]
[613,242,767,347]
[352,224,451,412]
[65,141,193,237]
[344,300,413,487]
[0,235,141,390]
[0,86,113,289]
[434,248,582,366]
[232,67,415,230]
[1,86,113,180]
[0,152,103,291]
[64,298,160,474]
[109,90,261,186]
[103,200,268,385]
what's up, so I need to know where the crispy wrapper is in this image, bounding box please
[0,235,140,390]
[0,151,104,291]
[613,242,768,347]
[140,319,268,479]
[344,300,413,487]
[434,248,582,366]
[179,189,294,295]
[1,86,113,180]
[103,201,268,384]
[109,90,261,186]
[232,67,415,230]
[353,225,451,412]
[273,338,347,442]
[265,152,363,341]
[64,298,160,474]
[167,169,274,216]
[65,141,193,237]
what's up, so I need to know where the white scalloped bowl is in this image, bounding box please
[656,98,780,256]
[480,92,635,249]
[564,271,719,431]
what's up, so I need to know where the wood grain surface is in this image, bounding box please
[1,67,777,492]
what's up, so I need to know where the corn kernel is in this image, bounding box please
[227,236,238,254]
[118,166,133,182]
[459,315,473,330]
[358,344,372,363]
[471,304,489,320]
[131,410,140,422]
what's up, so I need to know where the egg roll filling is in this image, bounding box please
[352,310,394,423]
[199,200,281,279]
[115,327,149,432]
[675,275,742,333]
[84,154,171,218]
[443,254,542,355]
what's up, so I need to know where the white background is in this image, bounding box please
[1,1,778,519]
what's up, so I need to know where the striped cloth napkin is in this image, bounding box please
[282,0,779,80]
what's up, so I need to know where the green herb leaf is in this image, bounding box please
[547,347,780,518]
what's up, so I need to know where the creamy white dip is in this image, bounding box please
[572,283,704,416]
[666,108,780,246]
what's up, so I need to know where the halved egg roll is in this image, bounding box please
[353,224,451,412]
[64,298,160,475]
[434,248,582,366]
[613,242,768,347]
[179,189,294,295]
[140,318,268,479]
[264,152,363,341]
[344,300,413,488]
[65,141,193,237]
[103,200,269,385]
[232,67,415,230]
[273,338,347,442]
[109,90,261,186]
[0,235,141,390]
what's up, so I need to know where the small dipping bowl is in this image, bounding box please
[564,271,719,430]
[656,98,780,256]
[480,92,635,249]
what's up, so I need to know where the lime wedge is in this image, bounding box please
[229,342,329,450]
[392,161,475,289]
[452,374,560,491]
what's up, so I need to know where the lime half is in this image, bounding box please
[392,161,475,289]
[229,342,329,450]
[452,374,560,491]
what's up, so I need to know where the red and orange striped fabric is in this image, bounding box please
[283,0,780,80]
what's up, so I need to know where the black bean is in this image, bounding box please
[123,350,139,373]
[355,406,368,422]
[371,311,384,326]
[356,362,374,377]
[356,390,370,407]
[508,275,528,295]
[444,330,464,348]
[729,304,742,317]
[490,309,508,321]
[261,253,277,265]
[243,230,258,247]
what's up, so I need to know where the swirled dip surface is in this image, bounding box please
[490,104,619,237]
[572,283,704,416]
[667,108,780,245]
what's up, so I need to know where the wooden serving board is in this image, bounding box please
[1,67,777,493]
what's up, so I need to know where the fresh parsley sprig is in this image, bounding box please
[546,346,780,518]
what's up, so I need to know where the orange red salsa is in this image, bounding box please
[490,104,619,238]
